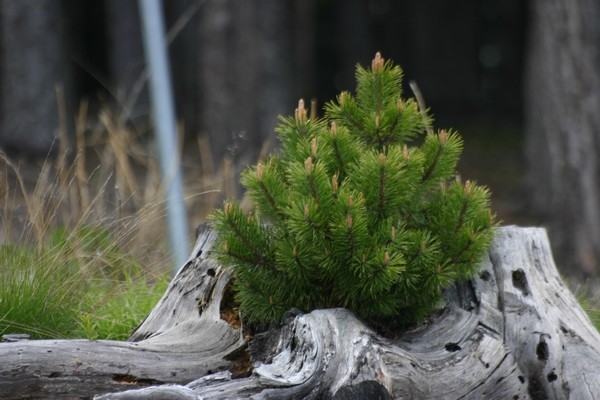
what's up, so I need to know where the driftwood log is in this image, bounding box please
[1,225,600,399]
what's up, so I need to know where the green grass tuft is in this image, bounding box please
[0,225,169,340]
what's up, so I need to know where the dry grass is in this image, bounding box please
[0,92,243,339]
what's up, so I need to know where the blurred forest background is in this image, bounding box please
[1,0,600,281]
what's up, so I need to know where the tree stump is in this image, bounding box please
[1,225,599,399]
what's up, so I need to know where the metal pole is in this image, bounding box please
[138,0,189,274]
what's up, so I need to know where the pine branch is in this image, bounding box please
[222,246,269,270]
[386,109,402,141]
[378,158,387,218]
[331,136,346,177]
[305,161,320,205]
[257,180,280,216]
[453,198,469,235]
[336,108,367,139]
[344,215,357,263]
[210,52,496,326]
[421,141,443,183]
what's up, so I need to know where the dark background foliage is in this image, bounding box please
[2,0,600,280]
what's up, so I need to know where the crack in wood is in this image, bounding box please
[112,374,162,386]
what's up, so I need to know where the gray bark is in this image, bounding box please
[525,0,600,276]
[1,226,599,399]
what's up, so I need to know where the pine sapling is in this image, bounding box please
[210,52,496,327]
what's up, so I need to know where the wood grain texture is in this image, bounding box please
[2,226,599,399]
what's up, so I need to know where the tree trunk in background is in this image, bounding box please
[105,0,148,125]
[198,0,292,186]
[0,1,71,154]
[197,0,231,171]
[164,0,201,139]
[524,0,600,276]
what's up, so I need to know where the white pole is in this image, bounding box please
[138,0,189,274]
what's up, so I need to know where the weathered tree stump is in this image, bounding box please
[1,225,599,399]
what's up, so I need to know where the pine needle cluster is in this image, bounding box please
[211,53,496,326]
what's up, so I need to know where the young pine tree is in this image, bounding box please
[211,52,496,327]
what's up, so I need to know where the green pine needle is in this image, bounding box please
[210,52,497,327]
